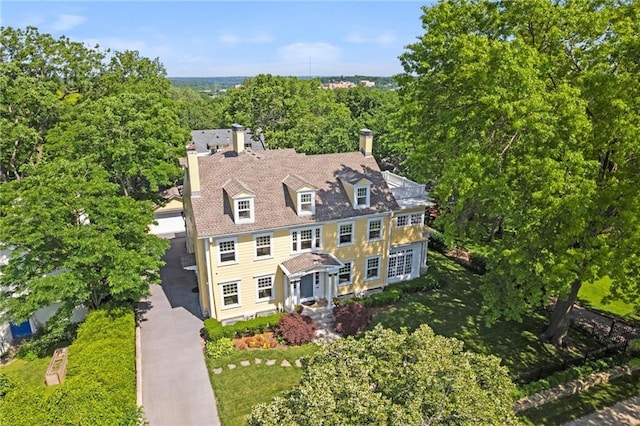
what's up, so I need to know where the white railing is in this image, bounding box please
[382,171,426,199]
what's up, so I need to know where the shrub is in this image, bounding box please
[205,338,235,359]
[629,339,640,355]
[223,313,285,339]
[428,231,448,254]
[276,314,316,345]
[363,289,402,308]
[333,302,371,336]
[203,318,225,342]
[469,253,487,274]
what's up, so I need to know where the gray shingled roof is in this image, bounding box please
[282,174,318,191]
[222,178,255,198]
[191,149,400,238]
[190,128,265,153]
[281,252,343,276]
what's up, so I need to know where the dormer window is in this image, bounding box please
[354,185,370,209]
[299,192,315,215]
[234,197,254,224]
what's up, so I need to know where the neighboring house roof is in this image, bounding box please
[190,128,265,153]
[191,149,400,238]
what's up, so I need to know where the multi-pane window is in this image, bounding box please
[219,239,236,263]
[221,282,239,307]
[411,212,424,226]
[368,219,382,240]
[300,192,313,213]
[338,262,353,285]
[388,249,414,279]
[255,235,271,257]
[314,272,321,286]
[237,200,252,219]
[256,276,274,301]
[396,215,409,227]
[356,187,369,207]
[291,227,321,252]
[366,256,380,279]
[338,223,353,245]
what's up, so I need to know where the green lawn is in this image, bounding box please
[0,356,51,388]
[518,371,640,425]
[207,344,319,426]
[578,276,639,321]
[372,252,599,375]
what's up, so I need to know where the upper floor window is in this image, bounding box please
[297,191,315,216]
[255,234,272,258]
[396,215,409,227]
[291,226,321,252]
[355,186,370,208]
[218,238,237,264]
[411,212,424,226]
[368,219,382,241]
[234,197,254,224]
[338,222,354,246]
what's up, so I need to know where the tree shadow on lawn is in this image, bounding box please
[372,253,589,375]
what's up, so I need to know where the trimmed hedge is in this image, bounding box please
[203,313,285,341]
[0,307,142,426]
[428,231,449,254]
[360,276,442,308]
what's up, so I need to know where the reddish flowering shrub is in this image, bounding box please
[333,302,371,336]
[276,313,316,345]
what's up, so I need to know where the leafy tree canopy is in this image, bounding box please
[397,0,639,345]
[247,325,518,426]
[0,159,168,321]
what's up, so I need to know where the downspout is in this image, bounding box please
[204,237,216,318]
[384,211,394,286]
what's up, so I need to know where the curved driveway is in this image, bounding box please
[139,237,220,425]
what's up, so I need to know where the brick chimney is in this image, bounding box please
[359,129,373,157]
[232,124,245,154]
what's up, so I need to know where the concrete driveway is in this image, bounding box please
[139,237,220,426]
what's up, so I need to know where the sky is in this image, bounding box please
[1,1,432,77]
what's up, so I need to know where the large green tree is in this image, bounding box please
[247,325,518,425]
[220,74,357,154]
[398,0,639,345]
[0,159,168,321]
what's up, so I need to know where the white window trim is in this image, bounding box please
[338,261,354,286]
[354,184,371,209]
[255,274,275,303]
[217,237,238,265]
[365,256,381,281]
[297,191,316,216]
[410,212,424,226]
[291,226,322,253]
[254,233,273,260]
[367,218,383,241]
[220,280,241,309]
[337,221,355,247]
[234,197,255,224]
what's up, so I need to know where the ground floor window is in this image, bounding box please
[256,276,274,301]
[338,261,353,285]
[221,281,240,307]
[388,249,414,279]
[366,256,381,280]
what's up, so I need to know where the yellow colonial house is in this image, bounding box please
[182,125,429,322]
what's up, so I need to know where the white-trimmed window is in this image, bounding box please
[355,185,370,208]
[255,234,272,258]
[234,197,254,224]
[338,262,353,285]
[411,212,424,226]
[368,218,382,241]
[218,238,237,264]
[291,226,322,252]
[366,256,381,280]
[256,275,274,301]
[221,281,240,307]
[388,249,414,279]
[396,215,409,227]
[338,222,354,246]
[298,191,315,215]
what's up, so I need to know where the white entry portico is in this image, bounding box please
[280,252,343,312]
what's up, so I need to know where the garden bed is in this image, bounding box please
[232,332,287,350]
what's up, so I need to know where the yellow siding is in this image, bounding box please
[194,238,210,316]
[390,208,426,246]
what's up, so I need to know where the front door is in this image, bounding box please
[300,274,314,301]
